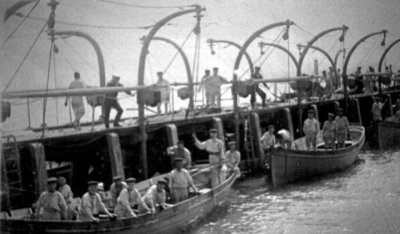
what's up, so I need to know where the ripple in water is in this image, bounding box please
[188,150,400,234]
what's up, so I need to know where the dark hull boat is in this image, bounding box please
[270,125,365,186]
[0,169,237,234]
[376,119,400,149]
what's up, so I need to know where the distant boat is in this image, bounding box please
[0,169,237,234]
[270,125,365,186]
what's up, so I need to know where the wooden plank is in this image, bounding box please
[106,133,125,180]
[250,112,265,169]
[28,143,47,197]
[213,117,225,150]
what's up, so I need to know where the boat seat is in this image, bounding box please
[1,208,32,219]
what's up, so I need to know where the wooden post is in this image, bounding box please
[385,93,393,116]
[250,112,265,169]
[166,124,178,146]
[311,104,319,121]
[353,98,362,125]
[284,108,295,140]
[213,117,225,147]
[107,133,125,180]
[28,143,48,198]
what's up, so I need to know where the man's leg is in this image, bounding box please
[103,101,112,128]
[256,87,266,107]
[312,135,317,150]
[113,101,123,127]
[250,89,256,108]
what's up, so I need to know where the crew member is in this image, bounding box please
[276,129,293,149]
[192,128,225,187]
[199,69,211,104]
[80,181,115,221]
[58,176,75,220]
[303,109,320,150]
[335,108,349,149]
[65,71,85,130]
[168,158,198,203]
[114,177,151,218]
[35,177,66,221]
[110,176,127,208]
[371,97,386,122]
[204,67,228,106]
[250,66,268,108]
[155,71,170,114]
[103,75,133,128]
[322,113,336,149]
[224,141,241,178]
[167,140,192,170]
[143,179,170,212]
[260,125,275,168]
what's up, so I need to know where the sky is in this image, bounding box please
[1,0,400,130]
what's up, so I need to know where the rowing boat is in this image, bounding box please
[270,125,365,186]
[0,169,237,234]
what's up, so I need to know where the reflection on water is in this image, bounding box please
[189,150,400,234]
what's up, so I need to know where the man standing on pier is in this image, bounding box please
[303,109,320,150]
[199,69,211,105]
[155,71,170,114]
[103,75,133,128]
[192,128,225,187]
[250,66,268,108]
[65,72,85,130]
[206,67,229,107]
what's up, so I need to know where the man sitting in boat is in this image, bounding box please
[276,129,293,149]
[322,113,337,149]
[260,125,276,168]
[335,108,350,149]
[155,71,170,114]
[303,109,320,150]
[64,71,85,130]
[35,177,67,221]
[114,177,151,218]
[80,181,115,221]
[169,158,198,203]
[192,128,225,187]
[143,178,170,212]
[109,176,127,208]
[167,140,192,170]
[58,176,75,220]
[224,141,241,178]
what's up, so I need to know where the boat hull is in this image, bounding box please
[271,126,365,186]
[376,120,400,149]
[0,171,237,234]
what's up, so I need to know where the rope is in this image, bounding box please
[287,33,291,105]
[60,38,99,74]
[1,0,40,49]
[163,29,193,74]
[98,0,191,9]
[2,22,46,92]
[53,47,59,125]
[294,23,314,38]
[41,42,54,138]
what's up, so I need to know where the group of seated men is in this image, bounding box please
[34,157,199,221]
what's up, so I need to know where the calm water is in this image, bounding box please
[189,150,400,234]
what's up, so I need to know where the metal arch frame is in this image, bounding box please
[53,31,106,87]
[259,42,299,69]
[297,25,348,76]
[378,38,400,72]
[296,25,348,135]
[152,36,194,109]
[334,48,346,71]
[136,6,205,178]
[207,39,255,75]
[232,20,294,148]
[342,30,387,112]
[298,44,337,75]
